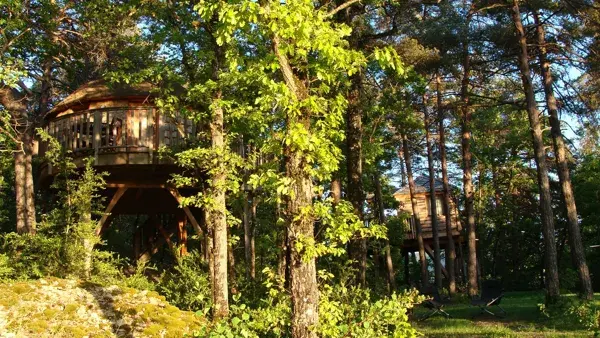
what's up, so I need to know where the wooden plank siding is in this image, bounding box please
[394,191,462,240]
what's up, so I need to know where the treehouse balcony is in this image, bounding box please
[38,81,198,185]
[42,106,195,174]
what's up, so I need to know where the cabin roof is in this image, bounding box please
[393,175,445,195]
[46,80,156,118]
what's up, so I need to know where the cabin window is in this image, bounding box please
[427,195,444,216]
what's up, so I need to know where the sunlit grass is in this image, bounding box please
[412,291,600,337]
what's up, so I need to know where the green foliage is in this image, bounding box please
[158,250,212,312]
[540,296,600,333]
[318,270,422,337]
[0,253,13,280]
[192,267,290,338]
[192,267,421,337]
[0,233,62,279]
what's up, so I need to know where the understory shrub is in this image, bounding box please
[540,296,600,333]
[0,232,62,279]
[192,267,422,338]
[158,250,212,312]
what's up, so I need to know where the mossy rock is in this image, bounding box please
[0,278,205,337]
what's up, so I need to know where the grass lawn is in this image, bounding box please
[412,291,600,337]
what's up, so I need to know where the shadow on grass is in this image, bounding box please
[80,281,133,338]
[412,291,595,337]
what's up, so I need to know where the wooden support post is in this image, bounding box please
[138,215,178,262]
[177,212,188,256]
[404,250,410,286]
[424,243,449,279]
[96,187,127,235]
[156,218,175,253]
[134,226,142,260]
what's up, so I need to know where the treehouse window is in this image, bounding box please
[427,195,444,216]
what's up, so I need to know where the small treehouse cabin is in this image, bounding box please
[394,176,462,268]
[40,80,201,261]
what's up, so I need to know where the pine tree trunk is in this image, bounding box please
[425,108,442,290]
[460,9,478,296]
[373,172,396,292]
[24,135,36,232]
[402,133,429,287]
[510,1,560,302]
[346,74,367,287]
[398,150,407,187]
[15,147,27,234]
[534,11,593,300]
[437,72,456,295]
[209,40,229,318]
[1,85,36,235]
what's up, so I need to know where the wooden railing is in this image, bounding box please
[45,107,195,166]
[405,215,460,240]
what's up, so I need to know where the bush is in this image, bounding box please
[192,268,422,338]
[318,271,422,338]
[0,232,63,279]
[540,296,600,333]
[158,250,212,312]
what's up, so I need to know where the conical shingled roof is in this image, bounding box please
[46,80,155,118]
[393,175,445,195]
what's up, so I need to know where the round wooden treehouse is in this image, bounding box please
[41,80,201,261]
[393,176,465,282]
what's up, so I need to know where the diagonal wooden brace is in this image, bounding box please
[167,188,205,235]
[96,187,127,235]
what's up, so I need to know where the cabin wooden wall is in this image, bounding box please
[394,191,461,240]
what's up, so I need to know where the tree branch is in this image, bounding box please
[326,0,361,18]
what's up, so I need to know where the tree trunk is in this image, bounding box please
[437,71,456,295]
[244,190,256,280]
[402,132,429,287]
[24,134,36,232]
[1,86,36,235]
[425,106,442,290]
[331,176,342,204]
[510,1,560,302]
[209,39,229,318]
[271,32,318,337]
[460,8,478,296]
[15,147,27,234]
[227,225,237,295]
[250,196,258,279]
[346,73,367,287]
[286,120,318,338]
[534,11,593,300]
[373,172,396,292]
[398,150,407,187]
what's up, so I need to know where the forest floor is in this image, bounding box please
[413,291,598,337]
[0,278,203,338]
